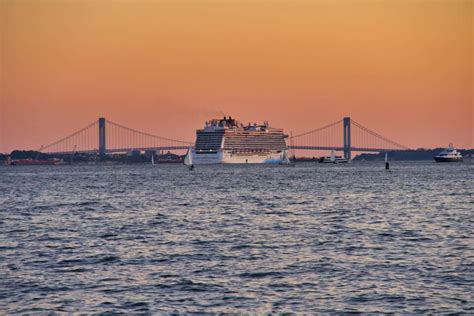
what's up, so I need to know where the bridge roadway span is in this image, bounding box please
[290,146,399,152]
[50,146,398,155]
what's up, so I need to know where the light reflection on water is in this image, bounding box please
[0,161,473,313]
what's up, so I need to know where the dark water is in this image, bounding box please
[1,161,473,313]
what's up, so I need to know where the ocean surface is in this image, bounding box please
[1,161,473,313]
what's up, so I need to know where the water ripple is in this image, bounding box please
[0,161,473,313]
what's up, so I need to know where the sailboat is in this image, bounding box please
[280,150,291,165]
[151,153,155,165]
[330,149,336,163]
[288,132,296,167]
[184,146,194,170]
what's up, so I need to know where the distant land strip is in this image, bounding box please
[1,149,474,164]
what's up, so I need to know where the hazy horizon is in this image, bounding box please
[1,0,472,152]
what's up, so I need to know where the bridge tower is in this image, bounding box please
[99,117,106,156]
[343,117,351,160]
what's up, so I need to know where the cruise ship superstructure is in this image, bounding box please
[192,116,288,164]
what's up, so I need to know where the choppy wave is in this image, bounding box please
[0,162,473,313]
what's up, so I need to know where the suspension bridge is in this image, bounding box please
[39,117,408,159]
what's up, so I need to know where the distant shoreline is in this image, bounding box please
[352,148,474,161]
[2,148,473,164]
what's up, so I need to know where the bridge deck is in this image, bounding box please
[289,146,399,152]
[46,146,399,155]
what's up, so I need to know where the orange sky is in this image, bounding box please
[1,0,472,152]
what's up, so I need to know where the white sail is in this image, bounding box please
[385,152,388,163]
[280,150,291,165]
[151,154,155,165]
[330,149,336,163]
[184,147,193,166]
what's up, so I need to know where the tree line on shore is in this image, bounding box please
[353,148,474,161]
[1,148,473,163]
[0,150,184,163]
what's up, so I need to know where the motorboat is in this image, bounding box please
[434,143,463,162]
[319,150,349,164]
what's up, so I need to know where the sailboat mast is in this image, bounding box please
[290,131,296,160]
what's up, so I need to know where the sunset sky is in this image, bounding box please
[1,0,472,152]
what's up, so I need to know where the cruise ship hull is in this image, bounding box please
[192,150,284,164]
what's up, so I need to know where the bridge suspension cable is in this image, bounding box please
[290,119,343,150]
[292,119,341,138]
[39,118,193,154]
[288,117,409,156]
[351,119,409,150]
[106,120,192,145]
[38,116,408,156]
[105,120,192,152]
[40,121,98,154]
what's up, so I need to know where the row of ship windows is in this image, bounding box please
[196,141,286,145]
[196,134,284,138]
[196,138,286,140]
[195,149,285,152]
[224,143,286,145]
[224,140,286,143]
[196,143,286,145]
[196,147,287,151]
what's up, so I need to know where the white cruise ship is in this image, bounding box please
[191,116,288,164]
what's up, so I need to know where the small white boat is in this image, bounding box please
[319,150,349,164]
[434,143,463,162]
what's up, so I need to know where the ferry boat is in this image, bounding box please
[191,116,288,164]
[319,150,349,163]
[434,143,463,162]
